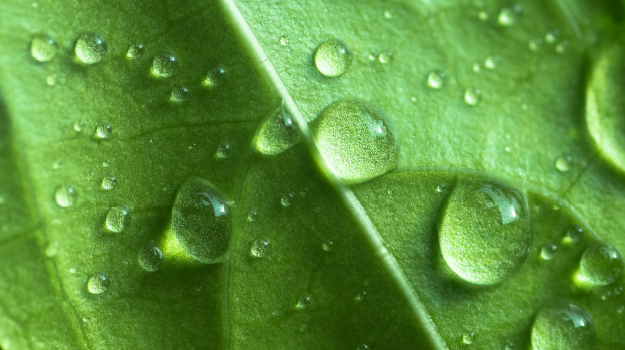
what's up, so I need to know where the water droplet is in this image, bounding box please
[105,206,130,233]
[74,32,108,65]
[170,86,190,103]
[464,87,481,106]
[126,43,144,59]
[171,177,231,263]
[295,295,311,309]
[354,290,366,302]
[322,240,333,251]
[87,272,110,294]
[484,56,499,70]
[151,53,179,78]
[310,99,398,184]
[478,11,488,21]
[427,70,446,89]
[55,184,77,207]
[580,241,623,286]
[545,30,560,44]
[555,40,569,54]
[214,142,231,159]
[280,193,293,207]
[95,123,112,139]
[498,7,519,26]
[564,225,585,244]
[102,160,110,167]
[279,35,289,46]
[384,10,392,19]
[202,65,226,88]
[256,102,300,155]
[314,39,352,77]
[101,175,117,190]
[529,38,543,51]
[367,52,377,61]
[463,332,475,345]
[378,52,392,64]
[472,63,481,73]
[31,34,58,62]
[555,154,572,172]
[45,242,58,257]
[69,267,77,274]
[436,184,445,193]
[73,120,85,132]
[356,344,369,350]
[531,301,595,350]
[247,211,257,222]
[439,180,531,285]
[52,160,61,170]
[250,238,270,258]
[46,74,57,86]
[541,243,558,260]
[138,243,163,272]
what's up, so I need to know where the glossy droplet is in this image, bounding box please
[279,35,289,46]
[295,295,311,309]
[55,184,77,207]
[46,75,57,86]
[256,102,300,155]
[310,99,398,184]
[31,34,58,62]
[74,120,85,132]
[202,65,226,88]
[472,63,481,73]
[541,243,558,260]
[439,180,531,285]
[555,154,572,172]
[105,206,130,233]
[151,52,179,78]
[564,225,584,244]
[138,244,163,272]
[214,142,231,159]
[314,39,352,77]
[87,272,110,294]
[545,30,560,44]
[101,175,117,190]
[171,177,231,263]
[378,52,392,64]
[280,193,293,207]
[464,87,481,106]
[95,123,112,139]
[531,301,595,350]
[170,86,190,103]
[484,56,499,70]
[462,332,475,345]
[580,241,623,286]
[126,43,145,59]
[498,7,519,26]
[75,32,108,65]
[427,70,446,89]
[250,238,270,258]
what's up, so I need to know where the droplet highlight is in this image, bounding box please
[126,43,145,59]
[201,65,226,88]
[256,102,300,155]
[314,39,352,77]
[541,243,558,260]
[101,176,117,190]
[555,154,572,172]
[95,123,112,139]
[170,86,190,103]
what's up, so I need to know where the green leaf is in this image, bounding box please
[1,0,625,349]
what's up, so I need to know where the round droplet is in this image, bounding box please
[74,32,108,65]
[126,43,145,59]
[565,225,584,244]
[214,142,231,159]
[541,243,558,260]
[250,238,270,258]
[463,332,475,345]
[310,99,398,184]
[279,35,289,46]
[101,175,117,190]
[171,177,231,264]
[46,75,57,86]
[170,86,190,102]
[151,52,179,78]
[555,41,568,54]
[295,295,311,309]
[580,241,623,286]
[378,52,392,64]
[439,180,531,285]
[464,87,481,106]
[314,39,352,77]
[498,7,519,26]
[138,244,163,272]
[478,11,488,21]
[427,70,446,89]
[256,102,300,155]
[555,154,572,172]
[55,184,77,207]
[545,30,560,44]
[105,206,130,233]
[31,34,58,62]
[531,301,595,350]
[529,38,543,51]
[87,272,110,294]
[484,56,499,70]
[202,65,226,88]
[95,123,112,139]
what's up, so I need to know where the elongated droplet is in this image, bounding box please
[31,34,58,62]
[202,66,226,88]
[171,177,231,263]
[75,32,108,65]
[314,39,352,77]
[439,180,531,285]
[151,52,179,78]
[138,244,163,272]
[310,99,398,184]
[427,70,446,89]
[87,272,110,294]
[256,102,300,155]
[250,238,270,258]
[105,206,130,233]
[531,301,595,350]
[55,184,77,207]
[580,241,623,286]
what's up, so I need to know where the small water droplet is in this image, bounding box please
[484,56,499,70]
[46,74,57,86]
[356,344,369,350]
[472,63,481,73]
[214,142,231,159]
[295,295,311,309]
[617,305,624,314]
[73,120,85,132]
[52,160,61,170]
[151,53,179,78]
[498,7,520,26]
[478,11,488,21]
[74,32,108,65]
[367,52,377,61]
[555,40,569,54]
[464,87,481,106]
[126,43,145,59]
[463,332,475,345]
[529,38,543,51]
[87,272,110,294]
[427,70,446,89]
[170,86,190,102]
[280,193,293,207]
[531,301,595,350]
[564,225,585,244]
[202,65,226,88]
[384,10,393,19]
[250,238,270,258]
[95,123,112,139]
[322,240,333,251]
[247,211,257,222]
[279,35,289,46]
[545,30,560,44]
[378,52,392,64]
[555,154,572,172]
[69,267,77,274]
[541,243,558,260]
[436,184,445,193]
[354,290,366,302]
[101,176,118,190]
[580,241,623,286]
[31,34,58,62]
[55,184,77,207]
[504,342,516,350]
[105,206,130,233]
[102,160,110,167]
[256,101,300,155]
[314,39,352,77]
[138,243,163,272]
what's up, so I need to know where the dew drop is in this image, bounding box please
[310,99,398,184]
[31,34,58,62]
[427,70,446,89]
[565,225,584,245]
[55,184,77,207]
[170,86,190,103]
[555,154,572,172]
[555,40,569,54]
[378,52,392,64]
[545,30,560,44]
[478,11,488,21]
[541,243,558,260]
[462,332,475,345]
[126,43,145,59]
[171,177,231,263]
[250,238,270,258]
[580,241,623,286]
[202,65,226,88]
[138,243,163,272]
[73,120,85,133]
[87,272,110,294]
[214,142,231,159]
[151,52,179,78]
[256,101,300,155]
[105,206,130,233]
[45,242,58,257]
[529,38,543,51]
[439,180,531,285]
[356,344,369,350]
[531,301,595,350]
[464,87,481,106]
[279,35,289,46]
[314,39,352,77]
[472,63,481,73]
[95,123,112,139]
[484,56,499,70]
[498,7,519,26]
[74,32,108,65]
[46,74,57,86]
[295,295,311,309]
[101,175,117,190]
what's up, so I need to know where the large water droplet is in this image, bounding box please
[138,243,163,272]
[201,65,226,88]
[105,206,130,233]
[74,32,108,65]
[580,241,623,286]
[310,99,398,184]
[55,184,77,207]
[427,70,446,89]
[87,272,110,294]
[171,177,231,263]
[531,301,595,350]
[151,52,179,78]
[439,180,531,285]
[250,238,270,258]
[256,102,300,155]
[314,39,352,77]
[31,34,58,62]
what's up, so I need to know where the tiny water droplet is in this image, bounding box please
[529,38,543,51]
[95,123,112,139]
[73,120,85,132]
[564,225,584,244]
[87,272,110,294]
[555,40,569,54]
[498,7,519,26]
[214,142,231,159]
[256,101,300,155]
[531,301,595,350]
[368,52,377,61]
[31,34,58,62]
[617,305,624,314]
[151,53,179,78]
[464,87,481,106]
[322,240,333,251]
[279,35,289,46]
[105,206,130,233]
[545,30,560,44]
[55,184,77,207]
[75,32,108,65]
[170,86,190,102]
[427,70,446,89]
[541,243,558,260]
[314,39,352,77]
[378,52,392,64]
[69,267,77,274]
[484,56,499,70]
[472,63,481,73]
[247,211,257,222]
[126,43,145,59]
[52,160,61,170]
[356,344,369,350]
[102,160,110,167]
[463,332,475,345]
[504,342,516,350]
[478,11,488,21]
[250,238,270,258]
[354,291,366,302]
[295,295,311,309]
[202,65,226,88]
[46,74,57,86]
[436,184,445,193]
[555,154,572,172]
[138,243,163,272]
[580,241,623,286]
[101,176,117,190]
